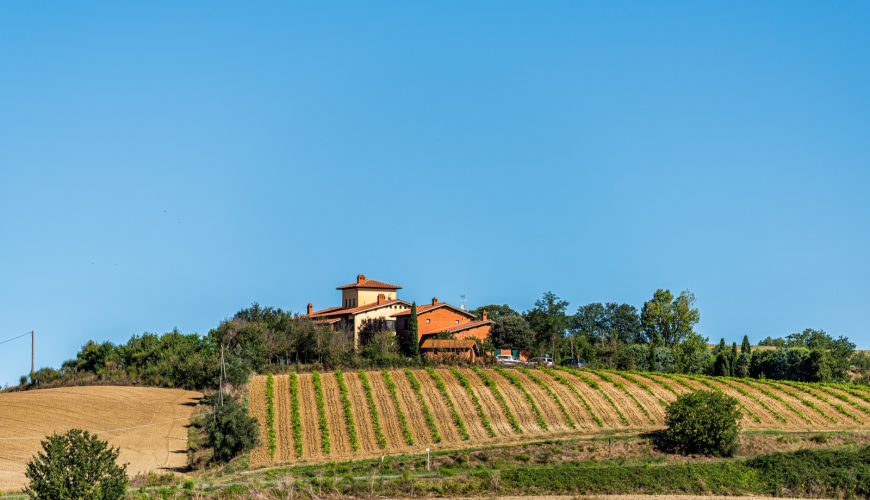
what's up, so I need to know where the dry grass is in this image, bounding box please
[0,385,201,493]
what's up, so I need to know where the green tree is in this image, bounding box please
[201,393,260,463]
[408,302,419,357]
[663,390,741,457]
[735,352,751,378]
[640,289,700,348]
[741,335,751,354]
[675,331,710,374]
[730,342,739,375]
[25,429,128,499]
[490,315,535,352]
[524,291,569,357]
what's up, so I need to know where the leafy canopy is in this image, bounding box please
[25,429,128,500]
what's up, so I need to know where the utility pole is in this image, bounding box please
[30,330,34,381]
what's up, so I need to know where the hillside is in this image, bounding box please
[0,386,201,493]
[248,367,870,466]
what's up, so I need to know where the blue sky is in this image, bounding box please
[1,1,868,386]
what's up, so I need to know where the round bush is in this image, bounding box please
[25,428,128,499]
[664,390,741,456]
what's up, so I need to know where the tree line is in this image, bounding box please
[15,289,868,391]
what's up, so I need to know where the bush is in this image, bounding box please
[202,393,259,463]
[25,428,128,499]
[663,390,741,456]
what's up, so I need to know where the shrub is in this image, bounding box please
[25,428,128,499]
[202,393,260,463]
[663,390,741,456]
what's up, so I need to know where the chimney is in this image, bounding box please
[377,293,386,304]
[482,309,488,321]
[307,303,313,315]
[431,297,438,305]
[357,274,366,283]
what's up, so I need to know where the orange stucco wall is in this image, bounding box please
[418,308,474,336]
[453,324,492,342]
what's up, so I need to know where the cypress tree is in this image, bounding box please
[730,342,738,377]
[741,335,751,354]
[409,302,419,357]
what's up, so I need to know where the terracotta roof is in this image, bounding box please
[336,278,402,290]
[392,302,476,318]
[420,339,477,350]
[313,317,342,325]
[307,299,411,318]
[436,320,494,334]
[308,306,344,317]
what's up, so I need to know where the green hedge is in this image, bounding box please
[449,368,496,438]
[312,370,330,454]
[382,369,414,445]
[335,370,359,451]
[426,367,469,440]
[359,370,387,448]
[265,373,276,458]
[404,368,442,443]
[288,372,302,457]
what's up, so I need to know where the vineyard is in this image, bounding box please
[248,368,870,466]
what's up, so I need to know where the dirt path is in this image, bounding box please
[490,369,544,433]
[458,367,516,437]
[368,371,409,449]
[320,372,352,457]
[297,373,322,460]
[439,368,492,441]
[344,371,379,452]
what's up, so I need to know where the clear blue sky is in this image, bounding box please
[1,1,868,386]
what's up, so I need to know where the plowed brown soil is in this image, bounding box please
[248,370,867,466]
[536,370,601,429]
[0,386,200,493]
[458,367,516,437]
[606,372,668,422]
[492,370,544,433]
[413,369,461,443]
[512,370,573,431]
[344,372,378,452]
[319,373,351,456]
[438,369,491,441]
[297,374,321,459]
[367,371,409,449]
[585,372,650,427]
[392,371,433,445]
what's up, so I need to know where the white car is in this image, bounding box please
[526,356,554,367]
[495,354,524,367]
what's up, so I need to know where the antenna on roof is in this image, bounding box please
[460,294,467,311]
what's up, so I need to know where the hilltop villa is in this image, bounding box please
[303,274,493,360]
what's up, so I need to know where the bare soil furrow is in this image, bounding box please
[457,367,516,436]
[438,368,491,440]
[491,369,544,433]
[345,372,378,452]
[392,370,434,445]
[367,371,409,449]
[297,374,322,459]
[412,369,461,443]
[512,369,573,431]
[320,373,352,456]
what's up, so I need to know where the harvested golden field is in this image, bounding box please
[0,386,201,493]
[249,368,870,466]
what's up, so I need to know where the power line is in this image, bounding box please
[0,332,30,346]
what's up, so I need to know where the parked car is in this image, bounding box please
[495,354,524,367]
[559,358,585,368]
[526,356,554,367]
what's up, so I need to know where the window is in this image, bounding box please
[455,320,460,325]
[426,319,431,324]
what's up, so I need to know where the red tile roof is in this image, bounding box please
[420,339,477,350]
[436,320,494,334]
[336,278,402,290]
[392,302,475,318]
[306,299,410,318]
